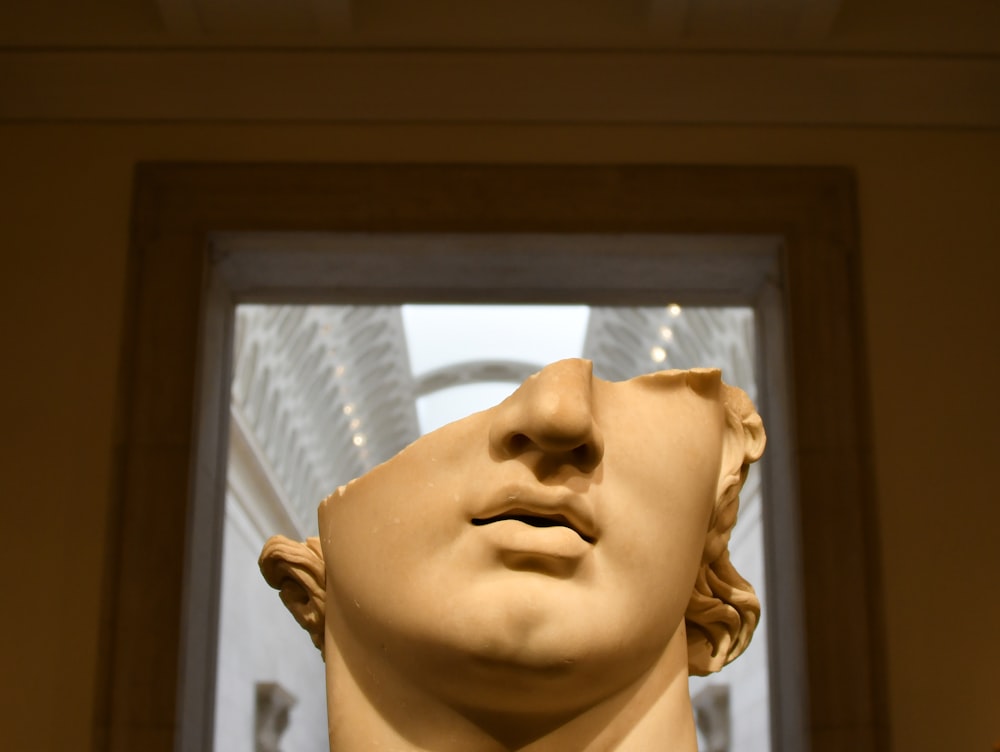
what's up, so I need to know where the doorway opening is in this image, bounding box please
[218,302,771,752]
[192,231,799,752]
[110,163,881,752]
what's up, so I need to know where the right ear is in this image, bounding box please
[259,535,327,658]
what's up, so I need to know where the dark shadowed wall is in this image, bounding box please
[2,5,999,748]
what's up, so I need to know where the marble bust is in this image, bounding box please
[260,358,765,751]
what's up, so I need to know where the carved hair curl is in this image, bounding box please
[640,368,765,676]
[675,372,765,675]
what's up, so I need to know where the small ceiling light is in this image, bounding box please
[352,433,367,447]
[659,325,674,342]
[667,303,682,318]
[650,345,667,364]
[349,418,361,430]
[334,365,346,377]
[343,403,354,415]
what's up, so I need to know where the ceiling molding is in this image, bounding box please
[2,50,997,127]
[795,0,843,42]
[646,0,693,41]
[154,0,204,39]
[310,0,353,35]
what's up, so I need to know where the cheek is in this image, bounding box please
[619,502,710,580]
[320,474,475,627]
[322,493,440,587]
[599,459,716,605]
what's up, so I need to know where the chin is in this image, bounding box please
[451,605,656,679]
[439,625,666,719]
[468,624,590,671]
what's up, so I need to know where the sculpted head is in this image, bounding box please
[260,358,764,746]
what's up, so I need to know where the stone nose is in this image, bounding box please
[488,358,604,472]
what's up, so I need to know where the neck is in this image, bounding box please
[323,623,698,752]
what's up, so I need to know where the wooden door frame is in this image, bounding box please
[99,164,886,752]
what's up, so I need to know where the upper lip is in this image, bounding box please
[471,486,598,544]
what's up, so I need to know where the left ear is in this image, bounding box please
[259,535,327,658]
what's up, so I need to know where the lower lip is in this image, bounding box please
[476,519,592,559]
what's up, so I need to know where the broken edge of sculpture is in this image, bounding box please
[259,358,765,751]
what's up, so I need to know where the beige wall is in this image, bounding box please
[1,122,998,751]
